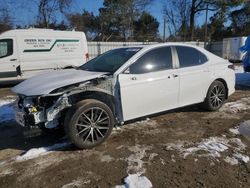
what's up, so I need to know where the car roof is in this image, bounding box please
[127,42,202,50]
[116,42,205,52]
[120,42,223,60]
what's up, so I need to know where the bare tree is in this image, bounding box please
[188,0,244,40]
[0,8,12,33]
[163,0,190,41]
[37,0,72,28]
[164,0,244,41]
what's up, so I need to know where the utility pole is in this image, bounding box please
[204,3,208,48]
[163,16,166,42]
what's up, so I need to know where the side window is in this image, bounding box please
[129,47,172,74]
[176,46,208,68]
[0,39,13,58]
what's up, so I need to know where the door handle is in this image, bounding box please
[131,77,137,80]
[10,59,17,61]
[173,74,179,78]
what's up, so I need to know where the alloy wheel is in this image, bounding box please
[75,107,110,144]
[210,85,225,108]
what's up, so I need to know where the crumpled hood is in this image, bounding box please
[12,69,107,96]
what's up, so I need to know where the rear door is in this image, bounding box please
[0,38,19,82]
[175,46,212,106]
[118,46,179,121]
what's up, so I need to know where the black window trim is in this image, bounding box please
[124,46,175,74]
[0,38,13,59]
[174,45,209,69]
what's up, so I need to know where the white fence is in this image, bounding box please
[87,41,157,59]
[87,41,207,59]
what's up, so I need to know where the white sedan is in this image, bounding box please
[12,43,235,149]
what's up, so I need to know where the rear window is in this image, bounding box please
[176,46,208,68]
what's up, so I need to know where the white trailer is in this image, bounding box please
[222,37,247,62]
[0,29,88,83]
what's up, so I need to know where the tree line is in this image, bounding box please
[0,0,250,42]
[164,0,250,41]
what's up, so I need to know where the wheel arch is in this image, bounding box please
[69,90,116,115]
[63,66,75,69]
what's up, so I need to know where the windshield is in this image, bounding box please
[80,47,142,73]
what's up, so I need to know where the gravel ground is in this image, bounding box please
[1,87,250,188]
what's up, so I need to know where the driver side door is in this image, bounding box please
[118,46,179,121]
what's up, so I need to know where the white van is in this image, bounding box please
[0,29,88,83]
[222,37,247,62]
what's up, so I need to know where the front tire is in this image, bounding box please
[64,99,114,149]
[203,81,226,111]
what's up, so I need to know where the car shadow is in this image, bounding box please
[0,103,203,153]
[0,121,67,152]
[122,103,204,126]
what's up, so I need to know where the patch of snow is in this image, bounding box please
[239,120,250,137]
[0,161,6,166]
[148,153,158,161]
[126,145,151,175]
[0,97,16,123]
[171,154,176,163]
[127,119,158,130]
[220,97,250,113]
[116,145,125,150]
[229,126,240,135]
[233,153,250,164]
[100,155,114,163]
[115,174,152,188]
[229,138,246,150]
[0,168,14,177]
[62,179,91,188]
[16,142,69,161]
[210,162,215,166]
[180,139,227,158]
[136,118,150,124]
[165,136,249,164]
[160,158,165,165]
[224,153,249,165]
[224,156,239,165]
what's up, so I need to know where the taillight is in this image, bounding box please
[85,53,89,61]
[228,64,235,70]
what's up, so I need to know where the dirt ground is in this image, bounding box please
[1,87,250,188]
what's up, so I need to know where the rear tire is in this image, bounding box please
[203,81,226,111]
[64,99,114,149]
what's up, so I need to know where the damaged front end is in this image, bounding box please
[15,93,71,129]
[14,75,115,129]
